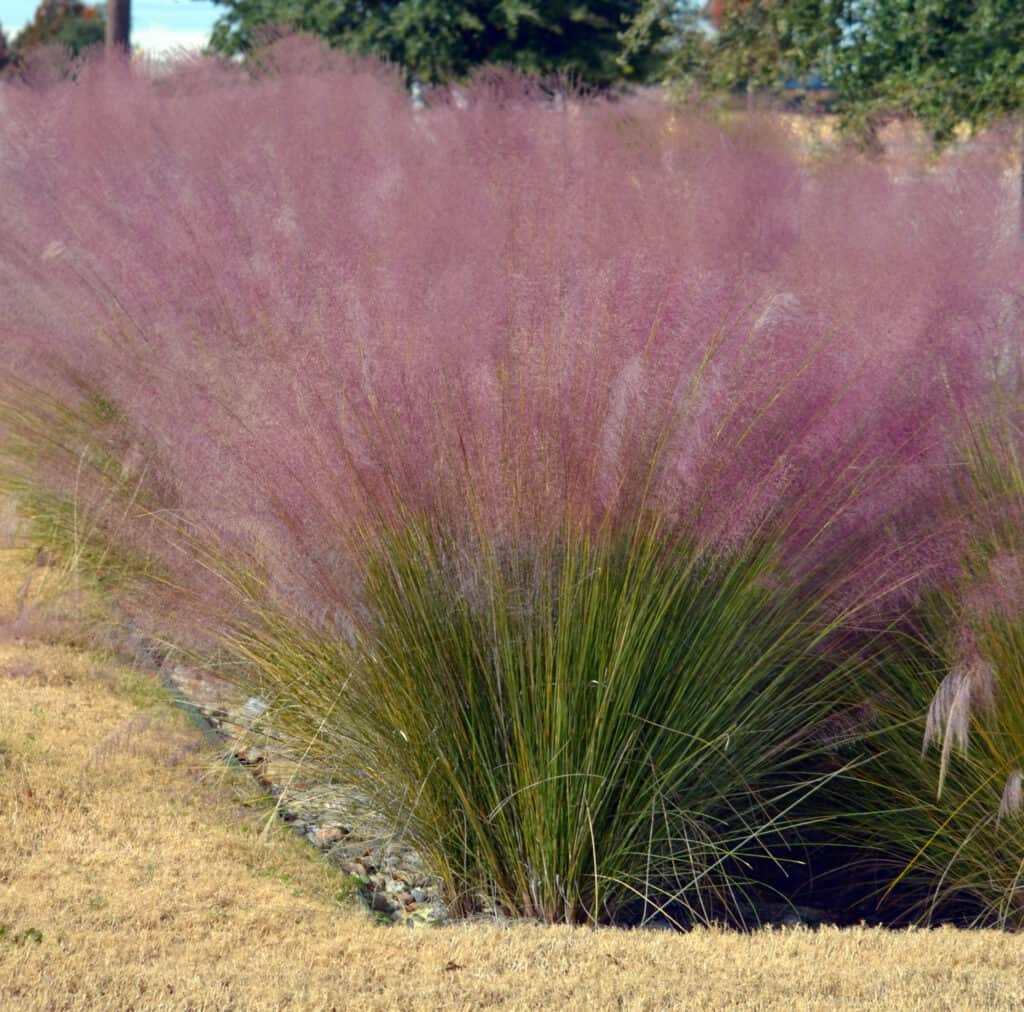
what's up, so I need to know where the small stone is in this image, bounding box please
[243,697,268,721]
[235,747,267,765]
[372,892,398,914]
[410,888,429,904]
[643,917,676,932]
[399,892,415,906]
[315,826,344,846]
[384,878,406,894]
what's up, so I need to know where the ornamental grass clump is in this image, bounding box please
[230,519,865,925]
[0,386,162,588]
[851,407,1024,927]
[0,39,1021,924]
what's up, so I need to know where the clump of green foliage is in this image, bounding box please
[228,518,858,926]
[0,385,160,592]
[850,411,1024,927]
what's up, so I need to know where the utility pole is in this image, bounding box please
[106,0,130,51]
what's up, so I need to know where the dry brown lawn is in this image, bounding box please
[2,545,1024,1011]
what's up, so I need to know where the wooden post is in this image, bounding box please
[106,0,130,51]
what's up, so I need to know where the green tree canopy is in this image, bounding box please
[829,0,1024,142]
[209,0,665,86]
[13,0,106,57]
[630,0,1024,143]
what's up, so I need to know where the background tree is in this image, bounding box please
[628,1,1024,144]
[209,0,666,85]
[827,0,1024,144]
[12,0,106,57]
[621,0,840,102]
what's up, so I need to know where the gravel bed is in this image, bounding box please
[161,661,455,927]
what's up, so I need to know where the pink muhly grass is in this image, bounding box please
[0,38,1018,644]
[2,39,1023,926]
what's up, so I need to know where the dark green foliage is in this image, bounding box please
[635,1,1024,142]
[829,0,1024,142]
[209,0,665,84]
[12,0,106,57]
[625,0,840,99]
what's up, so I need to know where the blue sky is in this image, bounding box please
[1,0,222,54]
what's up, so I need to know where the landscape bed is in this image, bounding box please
[3,543,1024,1011]
[1,35,1023,945]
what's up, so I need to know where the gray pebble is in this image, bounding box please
[371,892,398,913]
[243,697,268,721]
